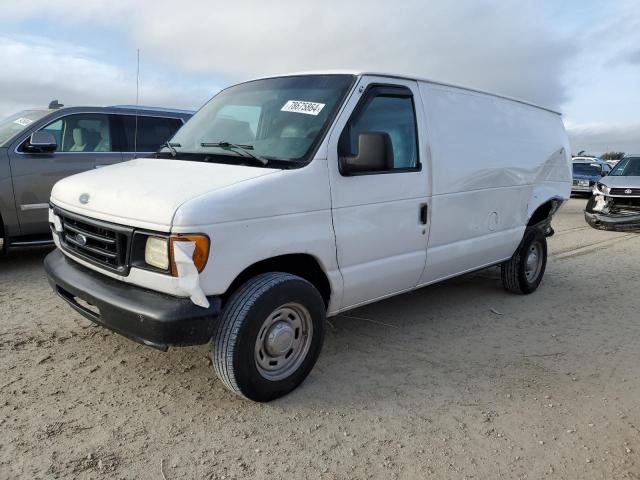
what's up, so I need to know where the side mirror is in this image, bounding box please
[24,131,57,153]
[339,132,393,175]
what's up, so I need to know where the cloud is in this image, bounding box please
[4,3,638,160]
[0,35,216,117]
[3,0,576,110]
[567,121,640,156]
[617,49,640,66]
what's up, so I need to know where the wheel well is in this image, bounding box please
[528,200,555,226]
[222,254,331,308]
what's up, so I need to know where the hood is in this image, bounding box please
[50,157,278,230]
[600,175,640,188]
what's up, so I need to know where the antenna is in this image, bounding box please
[133,48,140,159]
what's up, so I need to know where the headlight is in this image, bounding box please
[145,236,170,270]
[169,234,210,275]
[136,233,210,274]
[595,183,610,195]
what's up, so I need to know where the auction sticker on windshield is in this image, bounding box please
[281,100,325,116]
[14,118,33,126]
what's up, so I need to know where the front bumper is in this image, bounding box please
[571,185,593,193]
[584,193,640,231]
[44,249,221,350]
[584,211,640,231]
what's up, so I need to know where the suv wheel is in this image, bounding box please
[211,272,326,402]
[501,227,547,294]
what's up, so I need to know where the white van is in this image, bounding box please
[45,72,571,401]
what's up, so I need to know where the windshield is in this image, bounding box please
[0,110,51,147]
[165,75,355,164]
[609,157,640,176]
[572,163,602,176]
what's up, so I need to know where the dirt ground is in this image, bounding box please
[1,198,638,479]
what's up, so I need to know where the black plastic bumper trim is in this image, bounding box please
[584,211,640,231]
[44,249,221,350]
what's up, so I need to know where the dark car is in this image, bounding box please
[571,160,611,194]
[0,103,193,253]
[585,155,640,231]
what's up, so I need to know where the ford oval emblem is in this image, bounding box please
[625,189,632,194]
[79,193,90,204]
[76,233,87,246]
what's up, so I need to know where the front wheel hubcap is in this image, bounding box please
[255,303,313,381]
[524,242,543,281]
[265,321,295,357]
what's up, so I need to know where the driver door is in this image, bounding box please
[326,76,431,310]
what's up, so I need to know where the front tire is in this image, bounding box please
[211,272,326,402]
[501,227,547,294]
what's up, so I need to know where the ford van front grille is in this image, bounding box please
[53,208,132,274]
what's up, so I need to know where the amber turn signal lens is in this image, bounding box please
[169,234,210,276]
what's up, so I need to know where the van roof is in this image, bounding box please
[250,70,562,116]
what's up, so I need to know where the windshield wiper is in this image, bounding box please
[200,141,268,166]
[162,141,181,157]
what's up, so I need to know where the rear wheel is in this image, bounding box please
[501,227,547,294]
[211,272,326,402]
[0,219,7,257]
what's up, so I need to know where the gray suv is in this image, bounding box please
[0,103,192,253]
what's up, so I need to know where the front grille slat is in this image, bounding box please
[62,222,116,244]
[53,208,132,274]
[610,187,640,196]
[65,235,118,259]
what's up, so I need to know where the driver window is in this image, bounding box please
[41,114,112,152]
[41,120,63,147]
[342,90,419,172]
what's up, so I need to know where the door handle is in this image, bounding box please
[420,203,428,224]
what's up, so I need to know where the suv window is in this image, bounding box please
[39,114,112,152]
[341,88,419,171]
[120,116,183,152]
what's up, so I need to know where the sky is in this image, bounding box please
[0,0,638,155]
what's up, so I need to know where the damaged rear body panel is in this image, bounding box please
[584,155,640,231]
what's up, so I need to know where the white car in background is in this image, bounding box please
[585,154,640,230]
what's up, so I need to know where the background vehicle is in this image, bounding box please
[0,103,192,253]
[571,159,611,194]
[44,72,571,401]
[585,154,640,230]
[605,158,621,168]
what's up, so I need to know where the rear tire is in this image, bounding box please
[0,221,7,258]
[501,227,547,294]
[211,272,326,402]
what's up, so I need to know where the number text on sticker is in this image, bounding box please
[281,100,325,116]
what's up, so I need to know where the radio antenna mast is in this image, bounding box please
[133,48,140,159]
